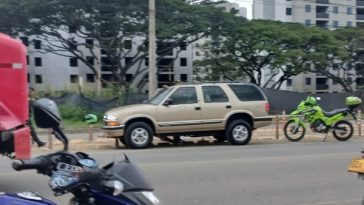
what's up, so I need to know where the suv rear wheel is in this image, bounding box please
[226,120,252,145]
[125,122,154,149]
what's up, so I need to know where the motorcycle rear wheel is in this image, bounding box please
[332,120,353,141]
[284,120,306,142]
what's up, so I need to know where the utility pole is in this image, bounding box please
[148,0,157,99]
[96,46,102,97]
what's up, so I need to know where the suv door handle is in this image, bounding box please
[195,107,201,110]
[226,105,232,109]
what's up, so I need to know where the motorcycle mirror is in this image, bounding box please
[104,180,124,196]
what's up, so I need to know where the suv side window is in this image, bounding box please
[169,87,197,105]
[228,84,265,101]
[202,86,228,103]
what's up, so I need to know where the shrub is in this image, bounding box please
[59,104,89,121]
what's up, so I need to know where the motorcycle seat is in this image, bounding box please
[323,108,349,117]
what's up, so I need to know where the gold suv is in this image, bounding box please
[102,83,272,149]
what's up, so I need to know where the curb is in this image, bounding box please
[36,128,103,135]
[32,134,364,153]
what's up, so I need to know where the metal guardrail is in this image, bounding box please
[158,66,174,72]
[316,84,329,90]
[317,0,329,4]
[316,12,329,19]
[357,14,364,20]
[357,0,364,7]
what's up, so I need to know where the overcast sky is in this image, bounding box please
[227,0,253,19]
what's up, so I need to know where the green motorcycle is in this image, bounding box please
[284,96,362,142]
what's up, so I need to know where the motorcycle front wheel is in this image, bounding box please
[284,119,306,142]
[332,120,353,141]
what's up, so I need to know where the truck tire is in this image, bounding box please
[226,120,252,145]
[125,122,154,149]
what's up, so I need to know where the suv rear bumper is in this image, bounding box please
[101,125,125,138]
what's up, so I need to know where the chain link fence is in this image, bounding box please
[50,90,364,115]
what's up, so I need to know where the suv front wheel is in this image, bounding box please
[125,122,154,149]
[226,120,252,145]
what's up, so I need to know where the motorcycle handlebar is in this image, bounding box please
[80,169,102,180]
[12,157,49,171]
[51,168,107,196]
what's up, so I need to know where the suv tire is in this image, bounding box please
[226,120,252,145]
[119,137,126,145]
[125,122,154,149]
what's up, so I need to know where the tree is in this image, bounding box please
[196,20,313,88]
[0,0,234,92]
[271,25,346,90]
[309,27,364,92]
[195,20,348,90]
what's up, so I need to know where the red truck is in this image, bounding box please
[0,33,31,159]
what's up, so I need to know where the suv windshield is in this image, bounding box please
[148,87,174,105]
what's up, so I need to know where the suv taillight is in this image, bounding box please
[265,102,270,113]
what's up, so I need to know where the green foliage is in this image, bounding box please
[196,20,315,87]
[82,84,124,99]
[59,104,97,121]
[196,20,360,91]
[63,119,103,129]
[0,0,236,92]
[315,27,364,92]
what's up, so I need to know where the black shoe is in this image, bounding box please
[37,141,46,147]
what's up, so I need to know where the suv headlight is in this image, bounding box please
[103,114,121,126]
[142,192,160,204]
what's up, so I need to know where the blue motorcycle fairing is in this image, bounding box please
[91,189,159,205]
[91,189,137,205]
[0,193,56,205]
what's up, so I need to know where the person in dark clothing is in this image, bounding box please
[51,126,69,151]
[34,97,68,151]
[28,87,46,147]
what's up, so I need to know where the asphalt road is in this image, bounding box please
[1,140,364,205]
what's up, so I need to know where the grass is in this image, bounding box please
[63,120,103,129]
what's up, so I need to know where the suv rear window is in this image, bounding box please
[202,86,228,103]
[228,84,265,101]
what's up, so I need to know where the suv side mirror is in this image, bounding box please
[163,99,173,106]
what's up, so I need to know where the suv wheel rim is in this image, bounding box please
[131,128,149,145]
[232,125,248,142]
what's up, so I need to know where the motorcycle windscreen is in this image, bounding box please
[32,101,61,129]
[106,159,154,192]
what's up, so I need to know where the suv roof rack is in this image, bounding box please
[167,81,253,86]
[198,81,248,84]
